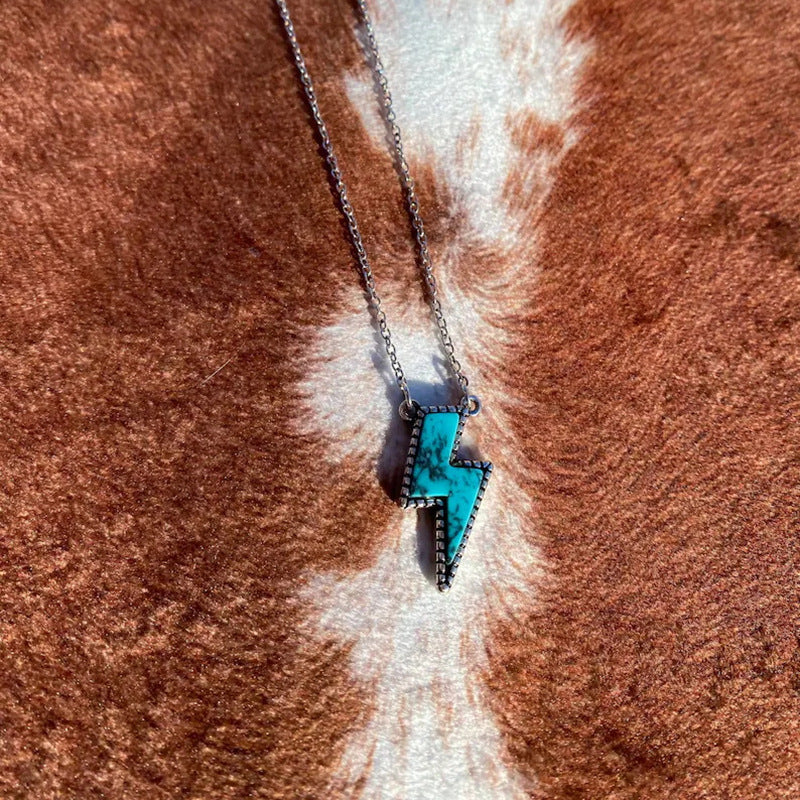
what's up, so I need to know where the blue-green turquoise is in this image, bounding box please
[407,411,487,563]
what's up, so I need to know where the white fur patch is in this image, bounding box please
[295,0,590,797]
[308,475,539,799]
[345,0,587,246]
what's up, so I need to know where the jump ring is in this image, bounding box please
[398,398,420,421]
[465,395,482,416]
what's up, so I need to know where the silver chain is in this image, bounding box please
[275,0,475,418]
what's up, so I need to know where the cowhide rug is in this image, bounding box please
[2,0,799,798]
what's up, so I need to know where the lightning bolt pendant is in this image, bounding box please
[399,405,492,592]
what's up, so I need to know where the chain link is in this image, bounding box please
[275,0,472,412]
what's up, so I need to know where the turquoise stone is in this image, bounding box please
[407,411,487,563]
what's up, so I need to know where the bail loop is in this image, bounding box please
[398,398,420,421]
[464,395,482,416]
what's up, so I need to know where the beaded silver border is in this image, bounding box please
[398,404,492,592]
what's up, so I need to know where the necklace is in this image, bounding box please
[276,0,492,592]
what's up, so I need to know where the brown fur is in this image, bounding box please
[489,1,800,797]
[1,0,798,798]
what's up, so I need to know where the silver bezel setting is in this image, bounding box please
[398,404,492,592]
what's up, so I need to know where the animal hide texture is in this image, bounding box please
[2,0,799,798]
